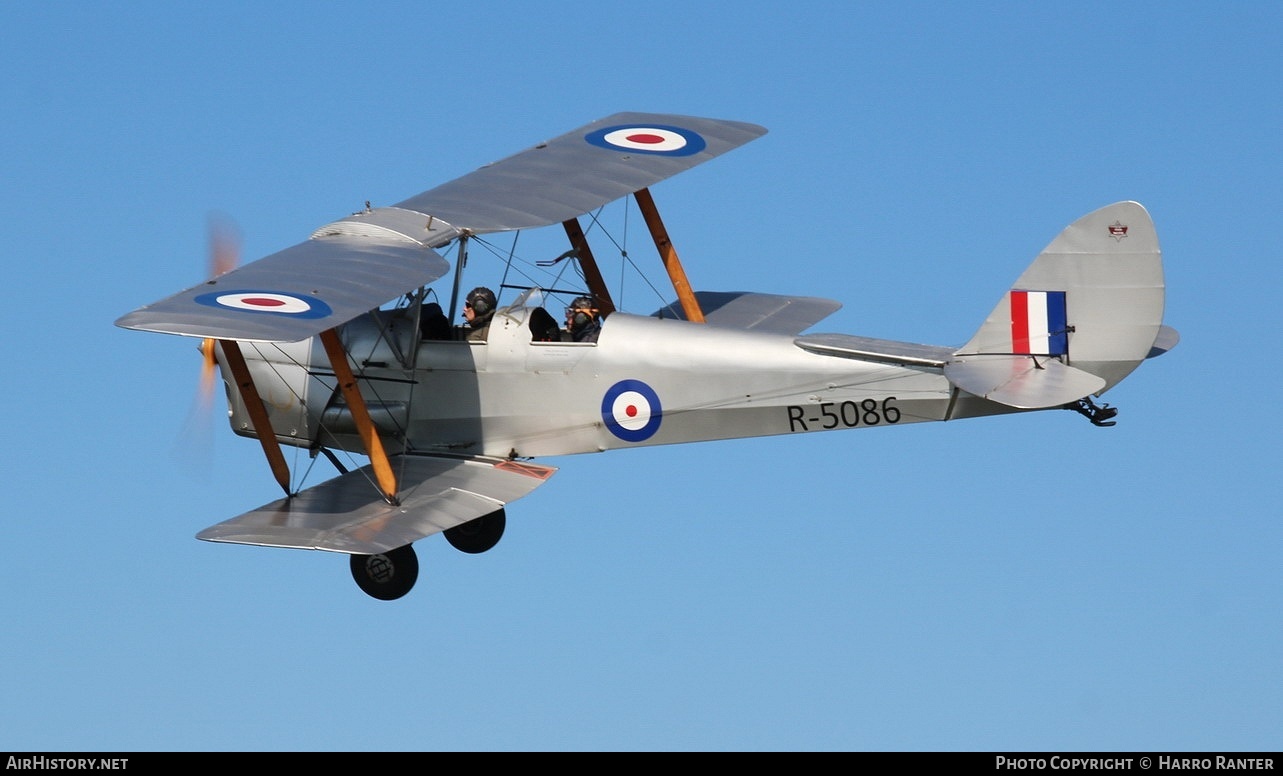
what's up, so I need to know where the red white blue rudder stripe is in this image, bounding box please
[1010,290,1068,356]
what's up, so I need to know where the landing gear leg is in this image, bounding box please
[350,544,419,600]
[1065,396,1119,427]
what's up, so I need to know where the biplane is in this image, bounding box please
[116,112,1178,600]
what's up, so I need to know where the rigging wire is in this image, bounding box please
[216,193,684,500]
[461,198,676,314]
[234,341,396,499]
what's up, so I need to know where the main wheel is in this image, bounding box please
[444,508,506,554]
[350,544,419,600]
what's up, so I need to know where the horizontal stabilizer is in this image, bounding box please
[197,455,556,554]
[944,355,1106,409]
[655,292,842,335]
[115,235,451,342]
[794,333,954,367]
[1147,325,1180,358]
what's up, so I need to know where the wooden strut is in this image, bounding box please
[634,187,705,323]
[218,340,292,496]
[561,218,615,316]
[319,329,400,504]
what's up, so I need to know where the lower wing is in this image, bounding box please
[196,454,556,554]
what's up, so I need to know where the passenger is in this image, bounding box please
[564,295,602,343]
[463,286,497,341]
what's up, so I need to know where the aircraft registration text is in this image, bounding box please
[787,398,901,432]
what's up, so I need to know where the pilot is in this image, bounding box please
[463,286,497,341]
[565,295,602,343]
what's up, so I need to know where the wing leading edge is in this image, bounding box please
[196,455,557,555]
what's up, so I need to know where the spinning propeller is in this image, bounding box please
[174,214,240,472]
[199,214,240,409]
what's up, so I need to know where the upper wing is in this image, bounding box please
[115,112,767,343]
[114,234,452,342]
[196,454,557,555]
[394,111,768,233]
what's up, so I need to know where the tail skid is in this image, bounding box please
[946,201,1177,410]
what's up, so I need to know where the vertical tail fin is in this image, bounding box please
[944,202,1177,408]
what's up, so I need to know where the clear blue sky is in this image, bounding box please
[3,1,1278,752]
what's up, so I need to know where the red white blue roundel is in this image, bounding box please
[586,124,706,157]
[602,379,663,442]
[194,290,332,319]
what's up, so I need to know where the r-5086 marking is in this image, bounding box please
[787,398,901,432]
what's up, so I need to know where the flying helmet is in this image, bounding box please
[466,286,497,316]
[566,295,598,332]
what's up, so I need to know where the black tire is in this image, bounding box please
[349,544,419,601]
[444,508,506,554]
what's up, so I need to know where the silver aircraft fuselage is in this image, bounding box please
[221,298,1006,464]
